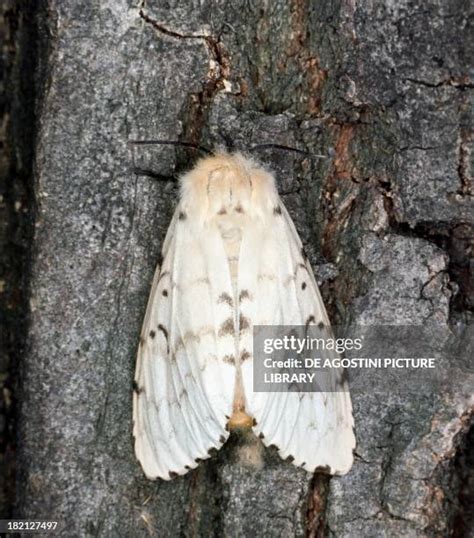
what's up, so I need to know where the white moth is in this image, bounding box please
[133,152,355,480]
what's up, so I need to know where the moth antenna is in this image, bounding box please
[133,167,176,182]
[128,139,212,155]
[249,143,327,159]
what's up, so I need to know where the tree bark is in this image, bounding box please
[12,1,473,536]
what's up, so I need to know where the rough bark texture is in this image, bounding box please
[9,1,473,536]
[1,0,38,520]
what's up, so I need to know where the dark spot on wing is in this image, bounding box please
[158,324,168,340]
[285,455,295,463]
[235,203,244,213]
[305,315,316,329]
[218,292,233,307]
[162,289,168,297]
[318,321,325,329]
[222,354,235,365]
[139,336,145,347]
[217,207,227,215]
[158,325,170,354]
[239,314,250,334]
[239,289,251,301]
[178,211,187,220]
[218,318,235,337]
[219,435,226,444]
[185,465,191,470]
[158,270,169,283]
[301,282,307,290]
[208,447,218,456]
[157,252,163,266]
[258,432,265,439]
[240,349,251,362]
[301,247,308,262]
[149,330,156,339]
[288,328,300,343]
[169,471,178,479]
[195,457,203,463]
[268,444,279,451]
[315,465,332,475]
[132,381,143,394]
[273,205,282,215]
[252,418,257,426]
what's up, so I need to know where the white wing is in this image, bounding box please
[239,202,355,475]
[133,207,236,480]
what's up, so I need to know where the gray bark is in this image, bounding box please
[10,0,473,536]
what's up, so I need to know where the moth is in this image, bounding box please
[133,152,355,480]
